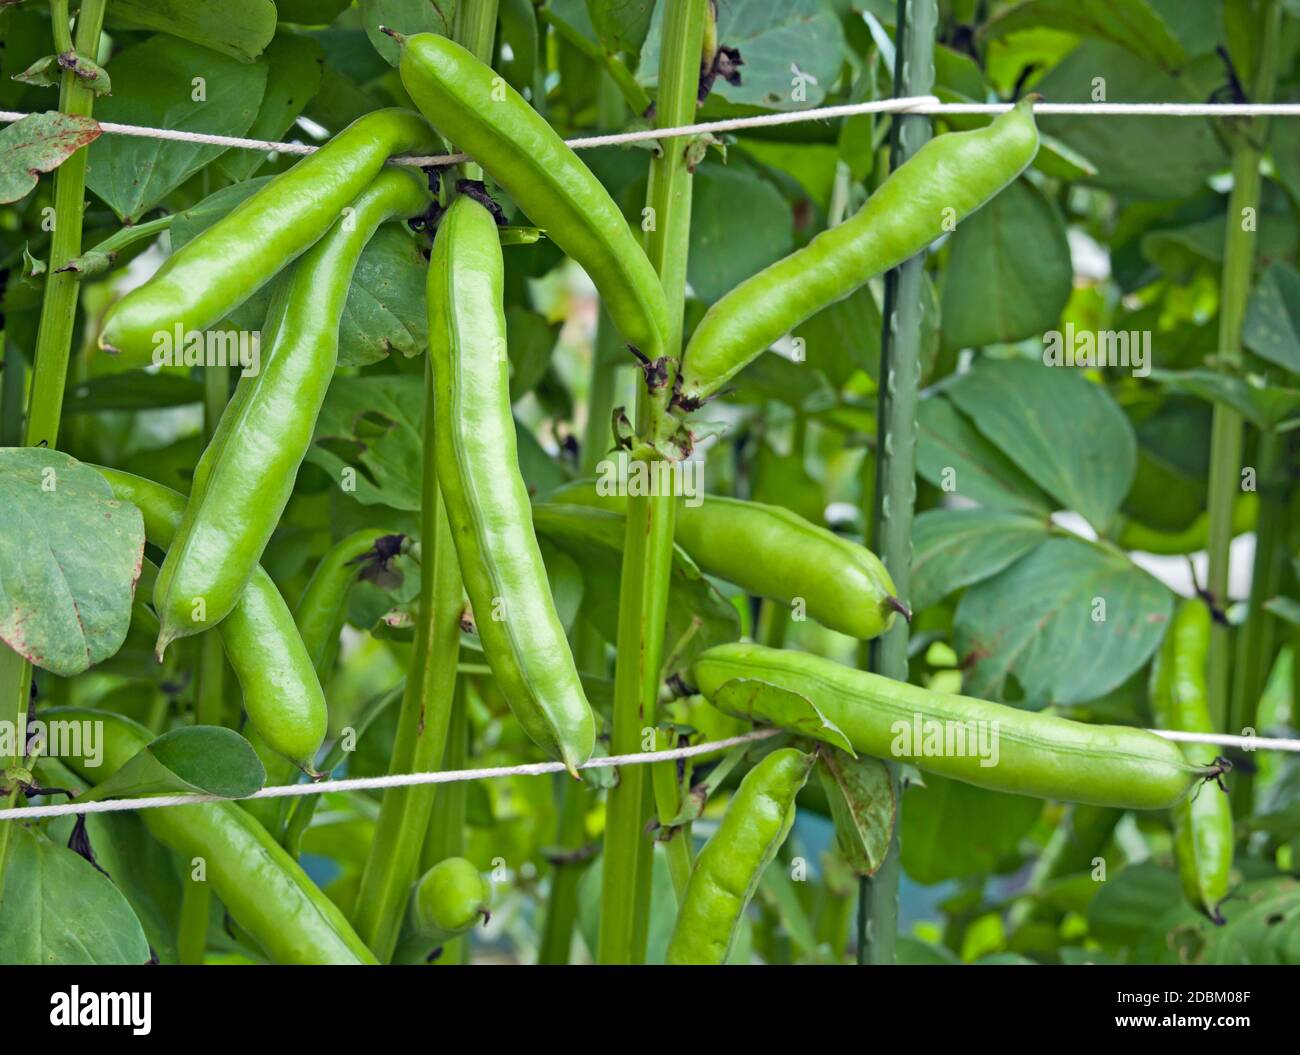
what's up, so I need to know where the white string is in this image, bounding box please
[5,724,1299,822]
[4,97,1299,169]
[0,728,781,822]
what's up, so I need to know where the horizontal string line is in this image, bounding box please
[4,725,1298,822]
[3,97,1298,169]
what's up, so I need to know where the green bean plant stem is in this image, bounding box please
[177,364,230,964]
[421,682,470,965]
[598,0,706,965]
[351,0,497,961]
[860,0,937,967]
[1205,0,1281,728]
[0,0,107,901]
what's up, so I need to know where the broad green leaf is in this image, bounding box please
[911,507,1050,611]
[1085,860,1183,945]
[940,179,1073,352]
[901,774,1042,884]
[709,677,854,754]
[83,812,184,964]
[309,374,424,510]
[507,307,561,402]
[985,0,1187,72]
[0,827,149,964]
[335,225,429,367]
[726,351,839,411]
[87,37,268,221]
[498,0,539,94]
[360,0,452,66]
[586,0,654,56]
[793,284,882,386]
[896,936,962,964]
[63,372,204,415]
[750,439,826,526]
[945,359,1137,533]
[954,536,1172,706]
[1150,369,1300,430]
[735,139,839,211]
[1243,262,1300,375]
[1141,211,1299,280]
[687,166,793,304]
[277,0,353,25]
[917,397,1054,516]
[1035,41,1223,200]
[818,749,895,876]
[641,0,843,110]
[1133,876,1300,965]
[0,112,100,204]
[108,0,277,62]
[0,449,144,675]
[216,32,325,183]
[80,726,266,804]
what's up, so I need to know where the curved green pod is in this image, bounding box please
[678,97,1040,405]
[152,170,429,654]
[1150,600,1233,922]
[394,857,490,963]
[665,748,813,965]
[398,32,669,361]
[693,643,1210,810]
[99,108,435,364]
[95,466,326,769]
[551,481,900,639]
[428,196,595,773]
[53,708,376,964]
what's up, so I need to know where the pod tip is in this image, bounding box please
[886,595,913,623]
[153,626,178,662]
[379,24,406,45]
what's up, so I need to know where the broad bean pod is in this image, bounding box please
[394,857,490,964]
[99,109,435,364]
[427,196,595,773]
[52,708,376,964]
[692,643,1212,810]
[551,481,900,639]
[665,747,813,965]
[678,97,1040,405]
[152,170,429,654]
[397,33,669,360]
[1150,600,1233,922]
[96,466,326,769]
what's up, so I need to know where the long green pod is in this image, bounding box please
[692,643,1211,810]
[52,708,376,964]
[550,481,900,639]
[393,857,490,964]
[429,196,595,773]
[99,109,435,363]
[296,528,402,677]
[95,467,326,769]
[1150,600,1233,922]
[678,97,1040,405]
[665,748,813,965]
[398,33,669,360]
[153,170,430,653]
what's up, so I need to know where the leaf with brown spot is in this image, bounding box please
[0,111,101,204]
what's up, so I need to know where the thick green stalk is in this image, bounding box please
[1205,0,1281,728]
[421,682,470,965]
[0,0,107,900]
[351,0,493,965]
[1229,432,1287,815]
[25,0,106,448]
[178,368,229,964]
[597,0,705,965]
[538,772,591,964]
[351,359,465,962]
[859,0,937,967]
